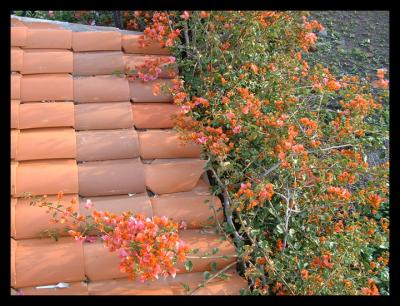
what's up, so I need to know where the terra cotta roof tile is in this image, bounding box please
[150,183,223,229]
[132,103,180,129]
[79,193,153,219]
[78,158,146,196]
[76,129,139,162]
[11,194,78,239]
[138,129,201,159]
[11,47,23,72]
[122,34,170,55]
[73,51,125,76]
[21,74,73,102]
[72,31,121,52]
[144,158,206,194]
[11,237,85,288]
[24,28,72,49]
[74,102,133,131]
[11,73,21,100]
[11,100,20,129]
[74,75,130,103]
[15,159,78,196]
[123,54,178,78]
[129,79,173,103]
[16,128,76,161]
[21,49,73,74]
[11,281,88,296]
[11,129,19,160]
[18,102,75,129]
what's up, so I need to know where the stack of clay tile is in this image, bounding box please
[10,16,247,296]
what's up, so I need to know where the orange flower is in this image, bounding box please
[301,269,309,280]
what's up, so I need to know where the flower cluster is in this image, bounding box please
[28,194,189,282]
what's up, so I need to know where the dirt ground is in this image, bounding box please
[307,11,389,79]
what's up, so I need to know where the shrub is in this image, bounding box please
[135,11,389,295]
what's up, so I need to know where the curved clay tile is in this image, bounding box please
[24,28,72,49]
[123,54,178,78]
[122,34,170,55]
[11,194,78,240]
[132,103,180,129]
[11,237,85,288]
[129,79,173,103]
[150,187,223,229]
[83,241,127,281]
[74,102,133,131]
[88,277,173,295]
[138,129,201,159]
[11,100,20,129]
[11,281,88,296]
[169,268,247,295]
[21,74,73,102]
[11,47,23,72]
[83,230,235,282]
[19,102,74,129]
[174,230,237,274]
[72,31,121,52]
[16,128,76,161]
[144,158,206,194]
[74,75,130,103]
[11,129,19,160]
[21,49,73,74]
[11,161,18,196]
[11,73,21,100]
[11,25,27,47]
[76,129,139,162]
[15,159,78,196]
[73,51,125,76]
[79,194,153,219]
[78,158,146,196]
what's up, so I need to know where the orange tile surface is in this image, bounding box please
[132,103,180,129]
[25,28,72,49]
[11,47,23,72]
[123,54,178,78]
[144,158,206,194]
[74,75,130,103]
[15,159,78,196]
[73,51,125,76]
[11,129,19,160]
[72,31,121,52]
[11,237,85,288]
[174,230,237,274]
[151,187,223,229]
[79,194,153,218]
[138,129,201,159]
[78,158,146,196]
[11,161,18,196]
[11,194,78,239]
[129,79,173,102]
[76,129,139,162]
[74,102,133,130]
[11,26,27,47]
[18,102,75,129]
[12,281,88,296]
[21,74,73,102]
[16,128,76,161]
[11,73,21,100]
[21,49,73,74]
[11,100,20,129]
[122,34,170,55]
[83,241,126,281]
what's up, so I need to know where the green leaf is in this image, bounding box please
[276,224,285,234]
[184,260,193,272]
[211,261,217,272]
[212,247,219,255]
[203,271,211,281]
